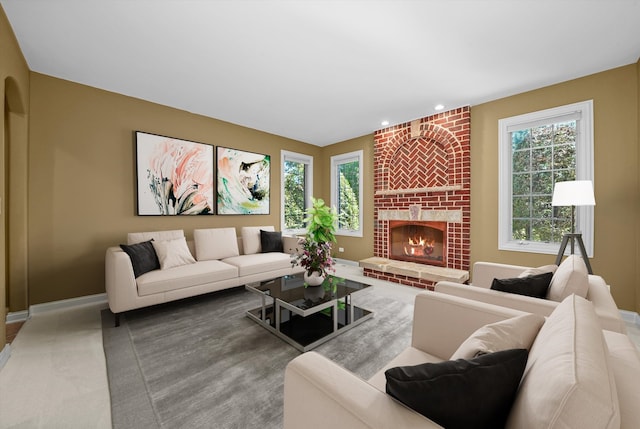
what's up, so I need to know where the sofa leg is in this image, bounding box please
[114,312,120,327]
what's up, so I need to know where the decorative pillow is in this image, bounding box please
[547,255,589,301]
[193,228,239,261]
[119,239,160,277]
[151,237,196,269]
[518,264,558,278]
[260,230,283,253]
[451,313,545,360]
[241,226,274,255]
[490,272,553,298]
[385,349,528,429]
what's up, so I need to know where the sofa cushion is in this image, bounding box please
[222,252,291,277]
[368,346,444,392]
[193,227,239,261]
[241,226,274,255]
[518,264,558,278]
[260,229,284,253]
[152,237,196,270]
[385,348,528,429]
[506,295,620,429]
[451,313,545,360]
[119,239,160,278]
[127,229,184,245]
[136,260,238,296]
[547,255,589,301]
[490,272,553,298]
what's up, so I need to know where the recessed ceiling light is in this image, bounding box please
[381,120,390,127]
[434,104,445,111]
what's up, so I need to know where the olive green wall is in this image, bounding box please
[320,134,375,263]
[470,64,639,311]
[17,66,640,312]
[28,73,321,305]
[1,4,30,347]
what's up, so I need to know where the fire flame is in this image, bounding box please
[405,236,435,256]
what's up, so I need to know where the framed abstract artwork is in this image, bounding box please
[216,146,270,215]
[135,131,214,215]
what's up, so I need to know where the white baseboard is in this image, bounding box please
[6,310,29,324]
[620,310,640,327]
[0,344,11,371]
[5,293,108,324]
[29,293,108,315]
[335,258,359,267]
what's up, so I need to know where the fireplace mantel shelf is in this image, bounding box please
[375,185,462,196]
[359,257,469,284]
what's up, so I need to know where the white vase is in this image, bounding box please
[303,271,325,286]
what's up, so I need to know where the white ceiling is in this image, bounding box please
[2,0,640,146]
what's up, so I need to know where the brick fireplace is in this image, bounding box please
[361,107,471,289]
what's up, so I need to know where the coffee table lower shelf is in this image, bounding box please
[246,304,373,352]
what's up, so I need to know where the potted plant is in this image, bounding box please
[291,197,338,287]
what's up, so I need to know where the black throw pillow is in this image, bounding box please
[490,272,553,298]
[120,239,160,278]
[260,230,283,253]
[385,348,528,429]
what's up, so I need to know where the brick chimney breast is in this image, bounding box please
[371,106,471,288]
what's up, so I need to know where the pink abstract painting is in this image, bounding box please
[136,131,214,215]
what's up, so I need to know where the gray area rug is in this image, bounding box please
[102,283,414,429]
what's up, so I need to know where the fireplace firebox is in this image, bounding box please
[388,221,447,267]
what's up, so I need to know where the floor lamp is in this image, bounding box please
[551,180,595,274]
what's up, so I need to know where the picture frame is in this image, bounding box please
[135,131,214,215]
[216,146,270,215]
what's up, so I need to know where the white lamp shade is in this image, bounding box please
[551,180,596,206]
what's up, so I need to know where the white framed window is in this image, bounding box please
[498,100,594,256]
[281,150,313,235]
[331,150,363,237]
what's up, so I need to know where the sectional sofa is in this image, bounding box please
[284,291,640,428]
[105,226,304,325]
[434,255,627,333]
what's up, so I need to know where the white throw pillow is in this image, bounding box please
[152,237,196,269]
[451,313,545,360]
[193,228,239,261]
[518,264,558,278]
[547,255,588,301]
[241,226,274,255]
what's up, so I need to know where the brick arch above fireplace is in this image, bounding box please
[378,121,466,193]
[389,137,448,190]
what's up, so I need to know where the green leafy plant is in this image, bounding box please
[291,198,339,279]
[305,197,338,244]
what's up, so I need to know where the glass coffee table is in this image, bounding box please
[245,273,373,352]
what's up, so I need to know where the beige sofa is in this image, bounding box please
[105,226,304,325]
[284,292,640,429]
[434,256,627,333]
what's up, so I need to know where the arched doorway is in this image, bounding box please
[3,76,29,318]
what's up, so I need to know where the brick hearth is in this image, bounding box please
[363,107,471,289]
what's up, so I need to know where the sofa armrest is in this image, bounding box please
[105,246,140,313]
[434,281,557,318]
[587,275,627,333]
[284,351,441,429]
[282,235,301,254]
[472,261,531,288]
[410,291,528,360]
